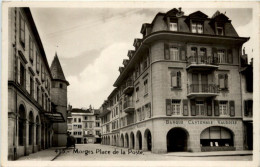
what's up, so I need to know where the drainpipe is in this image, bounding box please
[14,7,18,160]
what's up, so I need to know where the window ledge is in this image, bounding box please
[171,87,182,91]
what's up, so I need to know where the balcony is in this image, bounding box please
[122,80,134,95]
[187,84,219,98]
[186,56,219,72]
[123,100,134,113]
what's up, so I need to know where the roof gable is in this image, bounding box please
[188,11,208,20]
[50,53,67,81]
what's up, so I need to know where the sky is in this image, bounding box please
[30,7,253,109]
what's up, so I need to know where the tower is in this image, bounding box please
[50,53,69,146]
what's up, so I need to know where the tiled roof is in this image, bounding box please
[50,53,67,81]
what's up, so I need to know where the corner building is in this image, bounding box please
[99,8,253,153]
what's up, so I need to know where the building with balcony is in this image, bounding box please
[67,106,101,144]
[8,8,69,160]
[99,8,252,153]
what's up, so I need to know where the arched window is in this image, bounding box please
[200,126,233,147]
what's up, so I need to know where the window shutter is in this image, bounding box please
[224,74,228,89]
[244,100,248,116]
[180,45,186,61]
[190,100,196,116]
[183,99,188,116]
[229,101,235,116]
[177,71,181,88]
[171,71,177,87]
[166,99,172,116]
[214,100,219,116]
[164,43,170,60]
[207,100,212,116]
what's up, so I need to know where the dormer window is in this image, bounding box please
[169,22,178,31]
[191,22,203,34]
[217,26,224,35]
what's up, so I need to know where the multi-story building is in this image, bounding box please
[8,7,68,160]
[99,8,253,153]
[67,106,101,144]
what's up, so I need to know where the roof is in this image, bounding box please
[71,108,92,113]
[50,53,69,85]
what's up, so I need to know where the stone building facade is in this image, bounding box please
[99,8,253,153]
[67,107,101,144]
[8,7,68,160]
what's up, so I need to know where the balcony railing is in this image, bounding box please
[123,100,134,113]
[187,84,219,97]
[188,55,218,65]
[187,56,219,72]
[122,80,134,95]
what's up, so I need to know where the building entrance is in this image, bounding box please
[167,128,188,152]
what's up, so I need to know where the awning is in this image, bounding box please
[44,112,65,123]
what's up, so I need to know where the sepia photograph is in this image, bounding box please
[1,1,259,167]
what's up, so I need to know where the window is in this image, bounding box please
[171,71,181,88]
[89,122,92,128]
[29,36,34,62]
[36,85,39,102]
[191,22,203,33]
[136,87,139,101]
[36,52,40,73]
[196,101,206,116]
[219,101,228,116]
[78,118,81,122]
[200,48,207,56]
[135,65,140,79]
[191,47,198,57]
[166,99,181,116]
[96,122,100,127]
[20,63,25,88]
[74,118,77,122]
[85,123,88,128]
[145,103,151,118]
[73,132,77,135]
[96,131,100,136]
[169,46,179,61]
[217,26,224,35]
[244,100,253,117]
[78,125,82,128]
[41,64,45,81]
[85,116,88,120]
[218,74,228,90]
[19,13,25,47]
[143,57,148,70]
[169,22,178,31]
[217,49,227,63]
[144,79,148,95]
[78,132,82,135]
[73,124,77,129]
[172,100,181,115]
[60,83,63,88]
[42,93,44,107]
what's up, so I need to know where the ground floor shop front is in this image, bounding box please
[101,117,248,154]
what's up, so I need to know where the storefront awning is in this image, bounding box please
[44,112,65,123]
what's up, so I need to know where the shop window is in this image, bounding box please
[200,126,233,147]
[171,71,181,88]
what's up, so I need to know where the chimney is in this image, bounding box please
[179,7,182,12]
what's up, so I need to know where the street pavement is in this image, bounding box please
[53,144,252,161]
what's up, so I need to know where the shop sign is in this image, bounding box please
[165,119,237,125]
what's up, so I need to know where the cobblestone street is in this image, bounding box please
[53,144,252,161]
